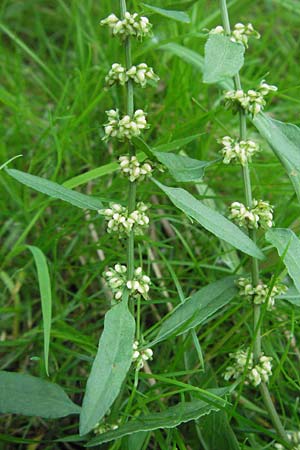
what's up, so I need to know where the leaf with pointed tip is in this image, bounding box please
[6,168,103,210]
[27,245,52,376]
[0,371,80,418]
[86,388,229,446]
[266,228,300,293]
[79,300,135,436]
[151,276,237,345]
[203,34,245,84]
[153,179,264,260]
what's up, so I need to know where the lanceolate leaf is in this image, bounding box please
[27,245,52,376]
[203,34,245,84]
[6,168,103,210]
[253,115,300,202]
[0,371,80,418]
[86,388,229,446]
[152,276,237,345]
[79,300,135,436]
[266,228,300,293]
[153,180,264,260]
[142,4,190,23]
[154,152,214,182]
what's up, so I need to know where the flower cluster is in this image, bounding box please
[210,22,260,48]
[119,156,153,182]
[104,265,151,300]
[93,421,119,435]
[218,136,260,165]
[224,349,273,387]
[224,80,278,116]
[105,63,159,88]
[100,202,149,236]
[237,277,287,310]
[100,12,152,39]
[275,432,300,449]
[229,199,273,230]
[132,341,153,369]
[104,109,148,141]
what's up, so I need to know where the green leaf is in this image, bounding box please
[6,168,103,210]
[86,388,229,446]
[0,371,80,418]
[160,43,233,90]
[253,115,300,202]
[27,245,52,376]
[266,228,300,293]
[198,410,240,450]
[203,34,245,84]
[153,134,203,153]
[153,179,264,260]
[142,4,190,23]
[152,276,237,345]
[154,152,214,182]
[79,300,135,436]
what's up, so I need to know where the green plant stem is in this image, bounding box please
[120,0,136,281]
[219,0,289,444]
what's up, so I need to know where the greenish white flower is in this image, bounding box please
[100,202,149,236]
[237,277,287,310]
[105,63,159,88]
[126,63,159,87]
[224,349,272,387]
[132,340,153,369]
[210,22,260,48]
[104,264,128,300]
[119,155,153,182]
[104,109,148,140]
[224,81,277,116]
[104,264,151,300]
[93,421,119,435]
[229,201,259,229]
[100,12,152,39]
[229,199,273,230]
[126,266,151,300]
[218,136,260,165]
[105,63,128,86]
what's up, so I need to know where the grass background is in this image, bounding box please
[1,0,300,448]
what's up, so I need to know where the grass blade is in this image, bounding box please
[27,245,52,376]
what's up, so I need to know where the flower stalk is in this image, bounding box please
[219,0,289,444]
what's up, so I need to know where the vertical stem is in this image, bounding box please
[120,0,136,281]
[219,0,288,444]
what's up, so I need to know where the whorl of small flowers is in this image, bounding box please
[229,199,273,230]
[104,109,148,141]
[224,80,278,116]
[105,63,159,88]
[218,136,260,166]
[224,349,273,387]
[119,156,153,182]
[100,202,149,236]
[237,277,287,310]
[132,340,153,369]
[210,22,260,48]
[275,432,300,449]
[104,265,151,300]
[100,12,152,39]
